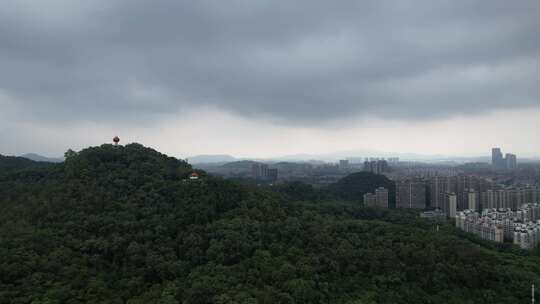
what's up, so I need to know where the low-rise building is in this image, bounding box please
[420,209,447,221]
[456,204,540,249]
[455,209,504,243]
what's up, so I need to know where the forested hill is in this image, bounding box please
[1,144,540,303]
[0,154,53,175]
[328,172,397,206]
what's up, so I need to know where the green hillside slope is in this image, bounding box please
[0,144,539,303]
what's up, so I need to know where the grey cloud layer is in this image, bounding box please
[1,0,540,123]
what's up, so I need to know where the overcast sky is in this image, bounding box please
[1,0,540,158]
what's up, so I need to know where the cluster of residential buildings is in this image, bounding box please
[213,147,540,250]
[395,172,540,215]
[394,175,490,212]
[335,158,393,174]
[363,187,389,208]
[396,179,427,209]
[363,158,390,175]
[246,157,395,184]
[251,163,278,181]
[420,209,447,221]
[455,204,540,249]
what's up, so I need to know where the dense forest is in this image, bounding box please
[0,155,54,175]
[1,144,540,303]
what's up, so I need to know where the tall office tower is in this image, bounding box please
[492,148,503,169]
[467,190,478,211]
[396,180,426,209]
[375,187,389,208]
[506,153,517,170]
[443,193,457,218]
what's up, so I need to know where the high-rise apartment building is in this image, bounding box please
[479,187,540,211]
[492,148,504,169]
[252,163,276,180]
[375,187,389,208]
[251,163,268,179]
[506,153,517,170]
[363,159,389,174]
[443,193,457,218]
[267,168,278,182]
[428,175,493,211]
[467,190,478,211]
[396,180,426,209]
[491,148,517,170]
[429,176,449,209]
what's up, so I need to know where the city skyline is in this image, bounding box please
[3,135,539,162]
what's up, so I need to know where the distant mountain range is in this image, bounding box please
[20,153,64,163]
[187,151,499,164]
[187,154,238,164]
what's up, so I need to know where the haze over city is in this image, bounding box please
[6,1,540,303]
[1,1,540,158]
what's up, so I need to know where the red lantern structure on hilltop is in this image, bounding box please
[113,136,120,146]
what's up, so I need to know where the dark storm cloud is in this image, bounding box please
[1,0,540,123]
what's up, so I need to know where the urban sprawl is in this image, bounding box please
[200,148,540,249]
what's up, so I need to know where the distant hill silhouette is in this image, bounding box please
[21,153,64,163]
[329,171,396,206]
[187,154,237,164]
[221,160,260,169]
[0,154,55,174]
